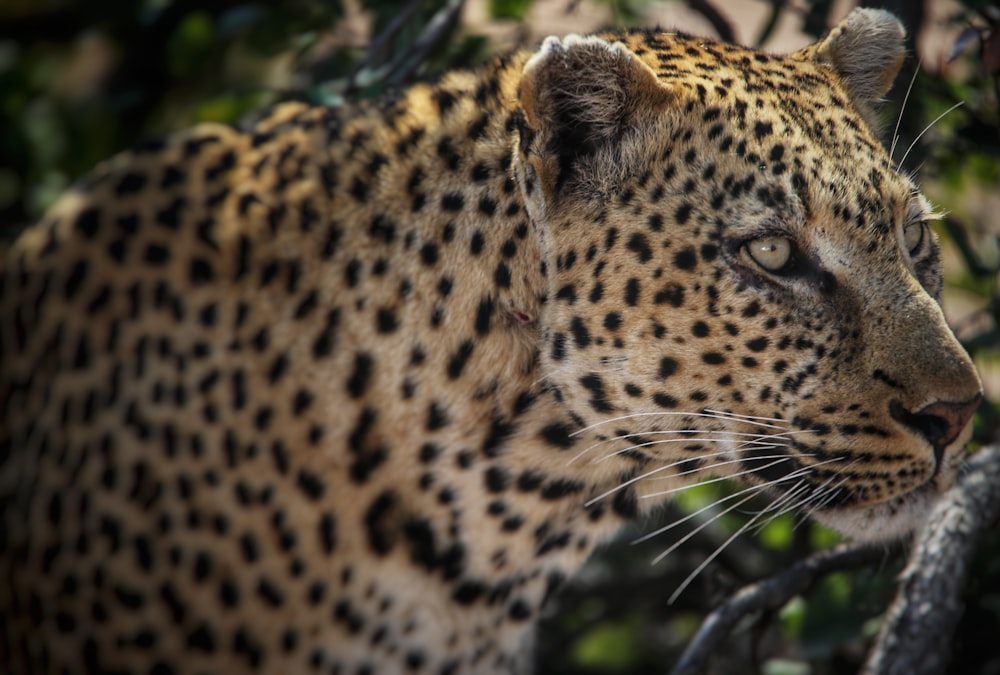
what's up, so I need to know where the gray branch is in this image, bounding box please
[669,542,889,675]
[863,443,1000,675]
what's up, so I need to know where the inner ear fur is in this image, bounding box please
[518,35,675,200]
[798,8,906,128]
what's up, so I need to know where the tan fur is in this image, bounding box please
[0,9,980,674]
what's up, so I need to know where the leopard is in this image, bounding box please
[0,8,984,674]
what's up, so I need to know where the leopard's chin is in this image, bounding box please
[811,484,938,543]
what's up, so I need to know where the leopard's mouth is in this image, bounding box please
[811,482,938,543]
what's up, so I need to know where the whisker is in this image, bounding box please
[594,435,786,463]
[647,489,767,564]
[889,59,921,166]
[897,101,964,172]
[571,410,791,437]
[584,452,792,508]
[702,408,790,426]
[666,483,812,603]
[634,461,822,547]
[568,426,810,465]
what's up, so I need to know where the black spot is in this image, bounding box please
[292,389,315,417]
[442,193,465,211]
[447,340,474,379]
[508,599,532,621]
[556,284,577,303]
[60,260,85,303]
[484,466,511,493]
[653,392,677,408]
[475,296,493,335]
[626,232,653,263]
[240,532,260,563]
[257,577,285,608]
[368,215,395,243]
[470,230,485,255]
[187,623,216,653]
[144,243,170,264]
[188,257,214,284]
[420,242,439,265]
[624,278,640,306]
[659,357,678,379]
[364,490,398,555]
[673,246,697,270]
[612,488,638,518]
[746,336,769,352]
[550,332,567,361]
[579,373,613,412]
[604,312,621,331]
[319,512,337,553]
[233,626,265,669]
[569,317,590,348]
[427,401,449,430]
[294,289,319,320]
[653,283,685,307]
[478,196,497,216]
[71,207,102,242]
[675,202,693,225]
[494,261,511,287]
[297,470,325,501]
[540,479,584,500]
[346,353,374,398]
[267,353,289,385]
[754,120,774,139]
[452,580,486,604]
[482,414,516,458]
[376,307,398,333]
[540,422,576,448]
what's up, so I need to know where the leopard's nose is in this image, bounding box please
[890,394,981,461]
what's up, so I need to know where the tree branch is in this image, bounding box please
[669,541,890,675]
[863,443,1000,675]
[670,444,1000,675]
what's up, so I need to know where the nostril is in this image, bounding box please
[890,394,982,462]
[916,396,981,448]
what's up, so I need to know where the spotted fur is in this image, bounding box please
[0,9,982,674]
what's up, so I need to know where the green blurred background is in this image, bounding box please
[1,0,998,672]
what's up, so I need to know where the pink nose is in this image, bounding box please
[911,395,982,453]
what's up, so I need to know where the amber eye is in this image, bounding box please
[903,221,925,255]
[745,236,793,272]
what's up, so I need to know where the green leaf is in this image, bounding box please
[571,622,642,669]
[489,0,532,20]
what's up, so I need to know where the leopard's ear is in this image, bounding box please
[799,8,906,127]
[518,34,674,201]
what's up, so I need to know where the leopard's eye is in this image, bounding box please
[745,236,793,272]
[903,221,926,256]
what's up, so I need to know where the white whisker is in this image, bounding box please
[889,59,921,166]
[634,461,824,548]
[585,452,792,508]
[702,408,789,425]
[568,425,809,466]
[666,483,811,603]
[897,101,964,172]
[571,410,790,437]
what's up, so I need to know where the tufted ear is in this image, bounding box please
[518,35,674,200]
[799,8,906,126]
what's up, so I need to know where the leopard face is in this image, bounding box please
[0,8,981,674]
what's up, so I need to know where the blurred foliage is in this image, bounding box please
[1,0,998,673]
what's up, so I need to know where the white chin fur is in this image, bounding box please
[812,486,937,543]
